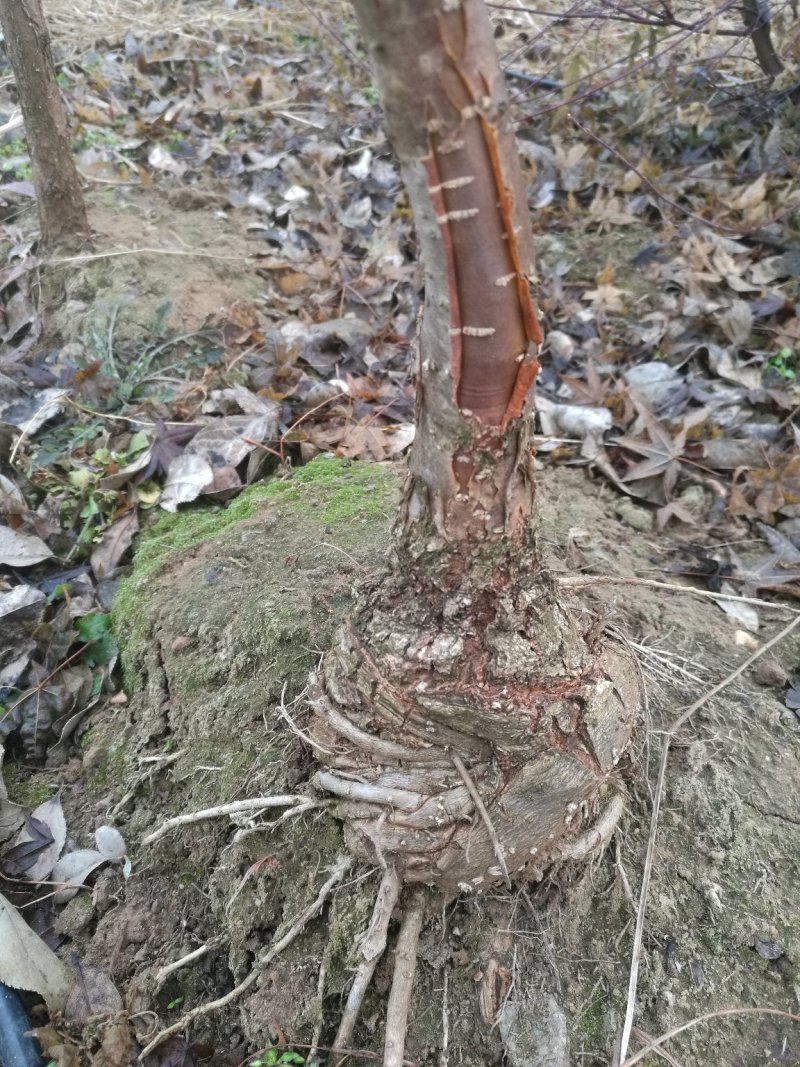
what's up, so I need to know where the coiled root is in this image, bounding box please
[309,569,639,895]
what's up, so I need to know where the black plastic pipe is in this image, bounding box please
[0,983,44,1067]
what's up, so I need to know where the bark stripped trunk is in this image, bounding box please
[310,0,638,896]
[0,0,89,248]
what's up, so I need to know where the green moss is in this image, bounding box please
[121,458,396,586]
[112,458,399,685]
[578,1000,606,1040]
[87,741,127,792]
[3,766,53,808]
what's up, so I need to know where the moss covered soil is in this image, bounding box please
[37,458,800,1067]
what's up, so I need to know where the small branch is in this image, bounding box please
[384,889,427,1067]
[558,574,800,615]
[616,614,800,1064]
[333,866,402,1063]
[621,1008,800,1067]
[141,796,314,846]
[451,754,512,889]
[138,855,352,1061]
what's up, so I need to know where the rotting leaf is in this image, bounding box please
[3,794,66,882]
[65,958,122,1024]
[0,890,72,1013]
[90,509,139,580]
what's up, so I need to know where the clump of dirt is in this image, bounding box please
[29,459,800,1066]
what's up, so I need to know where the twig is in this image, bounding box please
[154,940,221,990]
[43,246,254,266]
[141,796,313,846]
[138,855,352,1061]
[558,574,800,615]
[616,614,800,1064]
[451,754,512,889]
[621,1008,800,1066]
[384,889,427,1067]
[631,1027,684,1066]
[334,865,402,1063]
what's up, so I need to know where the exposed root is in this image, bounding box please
[558,792,625,862]
[138,855,352,1061]
[333,865,402,1064]
[384,889,427,1067]
[451,753,511,888]
[559,574,800,616]
[141,795,316,846]
[310,575,639,892]
[153,939,221,991]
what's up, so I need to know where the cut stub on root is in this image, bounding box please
[309,568,639,896]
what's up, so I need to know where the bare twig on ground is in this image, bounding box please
[616,614,800,1064]
[384,889,427,1067]
[559,574,800,615]
[138,855,352,1061]
[621,1008,800,1066]
[333,865,402,1064]
[141,796,316,846]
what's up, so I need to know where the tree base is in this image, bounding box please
[310,552,639,894]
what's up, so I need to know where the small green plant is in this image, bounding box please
[767,346,797,381]
[248,1047,305,1066]
[167,995,184,1010]
[75,612,119,667]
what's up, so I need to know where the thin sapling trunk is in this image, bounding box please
[0,0,89,248]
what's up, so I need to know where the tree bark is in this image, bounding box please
[354,0,542,561]
[0,0,89,248]
[741,0,784,77]
[309,0,639,895]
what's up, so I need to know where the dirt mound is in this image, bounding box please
[28,459,800,1066]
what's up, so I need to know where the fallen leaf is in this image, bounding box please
[4,794,66,882]
[90,510,139,580]
[717,581,759,632]
[159,454,214,512]
[0,890,72,1012]
[50,849,106,904]
[65,960,122,1024]
[0,525,52,567]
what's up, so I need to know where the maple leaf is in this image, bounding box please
[727,549,800,598]
[135,421,200,483]
[616,407,707,498]
[561,362,612,406]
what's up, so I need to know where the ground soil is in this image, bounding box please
[13,453,798,1067]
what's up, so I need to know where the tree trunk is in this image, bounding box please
[741,0,784,77]
[310,0,639,896]
[0,0,89,248]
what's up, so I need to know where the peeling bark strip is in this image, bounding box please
[353,0,544,550]
[422,0,543,427]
